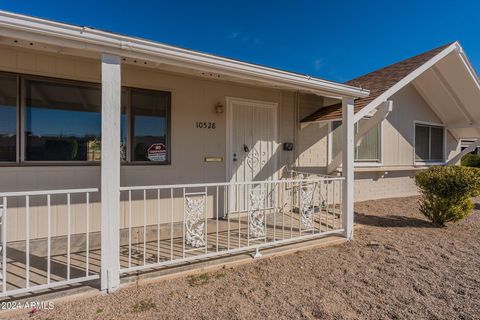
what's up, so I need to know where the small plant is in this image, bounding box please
[415,166,480,225]
[132,299,156,313]
[461,153,480,168]
[187,273,210,286]
[96,308,104,314]
[215,271,227,279]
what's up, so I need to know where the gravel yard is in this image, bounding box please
[12,196,480,320]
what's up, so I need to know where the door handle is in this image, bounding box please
[243,144,249,153]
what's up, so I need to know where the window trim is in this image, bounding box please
[413,120,446,166]
[328,117,383,167]
[0,70,172,166]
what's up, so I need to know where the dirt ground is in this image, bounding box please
[12,196,480,320]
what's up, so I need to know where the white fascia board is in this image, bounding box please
[353,42,458,123]
[456,43,480,92]
[0,10,369,99]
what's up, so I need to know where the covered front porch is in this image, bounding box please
[0,11,369,298]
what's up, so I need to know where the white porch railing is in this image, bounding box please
[0,188,99,298]
[119,177,344,274]
[0,177,345,297]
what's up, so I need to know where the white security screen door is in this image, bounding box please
[227,97,278,212]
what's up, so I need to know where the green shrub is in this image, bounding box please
[415,166,480,225]
[461,153,480,168]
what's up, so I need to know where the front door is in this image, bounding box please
[227,97,278,212]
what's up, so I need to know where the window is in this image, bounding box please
[24,79,101,161]
[130,89,170,163]
[415,123,444,162]
[0,71,171,165]
[0,75,17,162]
[121,88,171,163]
[331,119,381,163]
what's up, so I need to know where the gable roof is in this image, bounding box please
[301,43,454,122]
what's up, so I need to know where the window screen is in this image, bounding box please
[331,119,381,162]
[415,124,444,162]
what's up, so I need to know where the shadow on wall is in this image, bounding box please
[354,212,436,228]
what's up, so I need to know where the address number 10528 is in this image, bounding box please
[196,121,216,129]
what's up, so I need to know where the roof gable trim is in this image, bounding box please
[353,43,458,122]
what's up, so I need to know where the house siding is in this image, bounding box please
[382,84,459,166]
[353,83,460,202]
[0,45,301,241]
[293,83,462,202]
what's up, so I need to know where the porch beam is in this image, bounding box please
[327,100,392,173]
[100,53,121,292]
[341,97,354,240]
[356,100,392,146]
[446,138,480,165]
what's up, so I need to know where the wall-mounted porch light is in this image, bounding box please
[215,102,224,114]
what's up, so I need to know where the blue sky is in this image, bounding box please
[1,0,479,83]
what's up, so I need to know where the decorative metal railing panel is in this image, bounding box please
[248,188,266,240]
[185,192,207,249]
[300,184,316,230]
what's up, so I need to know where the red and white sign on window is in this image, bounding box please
[147,143,167,162]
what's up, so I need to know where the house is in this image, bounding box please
[299,42,480,201]
[0,10,366,297]
[0,10,477,299]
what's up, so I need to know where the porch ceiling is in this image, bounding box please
[413,51,480,138]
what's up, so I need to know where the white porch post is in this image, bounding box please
[342,97,355,240]
[101,54,121,292]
